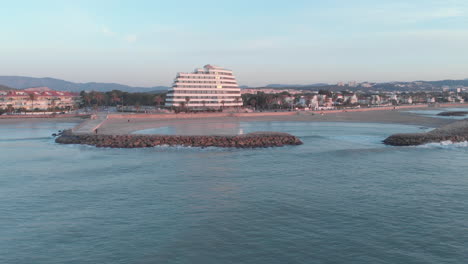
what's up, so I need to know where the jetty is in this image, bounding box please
[437,111,468,117]
[55,112,303,148]
[384,119,468,146]
[71,113,108,134]
[55,130,303,148]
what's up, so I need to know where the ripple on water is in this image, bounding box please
[0,121,467,264]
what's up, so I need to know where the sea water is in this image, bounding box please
[405,107,468,120]
[0,121,467,264]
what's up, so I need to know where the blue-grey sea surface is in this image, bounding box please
[0,121,467,264]
[405,107,468,120]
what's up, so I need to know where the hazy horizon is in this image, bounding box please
[1,0,467,87]
[2,74,468,89]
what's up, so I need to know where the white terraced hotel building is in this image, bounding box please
[165,65,242,108]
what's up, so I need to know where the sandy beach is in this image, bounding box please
[2,106,466,135]
[96,108,457,135]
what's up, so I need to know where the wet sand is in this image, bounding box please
[0,117,86,124]
[98,109,454,135]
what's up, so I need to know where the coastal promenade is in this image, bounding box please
[72,113,108,134]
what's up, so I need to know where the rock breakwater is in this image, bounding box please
[383,120,468,146]
[437,111,468,116]
[55,130,303,148]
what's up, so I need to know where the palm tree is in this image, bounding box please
[28,93,37,111]
[280,94,288,109]
[135,102,141,112]
[93,92,105,106]
[185,96,191,108]
[178,101,186,112]
[249,99,257,110]
[305,95,313,109]
[234,97,241,112]
[50,98,58,111]
[6,104,14,113]
[82,93,92,107]
[154,95,163,109]
[265,95,275,110]
[111,93,121,106]
[220,100,225,110]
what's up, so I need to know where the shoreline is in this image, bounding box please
[0,116,87,124]
[2,104,468,136]
[98,109,456,135]
[54,105,468,148]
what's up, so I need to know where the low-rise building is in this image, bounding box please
[0,87,80,111]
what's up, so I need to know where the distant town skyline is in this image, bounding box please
[1,0,467,87]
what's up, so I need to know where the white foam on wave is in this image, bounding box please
[418,140,468,149]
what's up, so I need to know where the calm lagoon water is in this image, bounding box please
[1,121,467,264]
[405,107,468,120]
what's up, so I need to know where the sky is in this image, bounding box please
[1,0,467,87]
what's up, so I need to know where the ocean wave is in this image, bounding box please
[55,143,245,152]
[418,141,468,149]
[296,135,325,139]
[0,137,52,142]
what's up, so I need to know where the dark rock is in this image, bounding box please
[437,111,468,116]
[55,131,303,149]
[384,120,468,146]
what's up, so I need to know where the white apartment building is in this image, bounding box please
[165,64,243,108]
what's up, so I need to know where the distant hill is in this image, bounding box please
[265,83,329,88]
[0,76,169,93]
[425,79,468,87]
[0,84,14,91]
[254,79,468,92]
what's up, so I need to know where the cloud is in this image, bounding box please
[378,29,468,39]
[151,24,179,33]
[307,2,467,26]
[403,7,465,23]
[100,25,116,37]
[430,7,464,18]
[99,25,137,43]
[124,34,137,43]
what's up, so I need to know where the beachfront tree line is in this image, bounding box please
[77,89,468,111]
[241,90,345,110]
[80,90,296,111]
[80,90,166,109]
[242,92,292,110]
[78,90,372,111]
[241,91,333,110]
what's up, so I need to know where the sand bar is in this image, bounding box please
[3,104,467,135]
[97,107,460,135]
